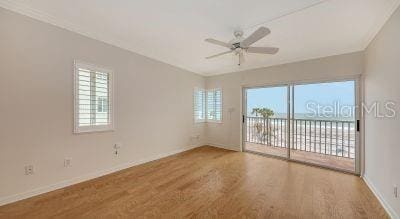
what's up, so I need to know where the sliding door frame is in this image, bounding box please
[241,75,361,175]
[242,83,291,159]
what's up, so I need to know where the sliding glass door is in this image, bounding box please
[244,85,289,158]
[290,81,357,172]
[243,79,359,173]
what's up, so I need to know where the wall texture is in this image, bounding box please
[205,52,364,151]
[364,6,400,218]
[0,8,205,203]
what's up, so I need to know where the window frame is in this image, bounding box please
[193,87,206,123]
[206,88,223,123]
[73,60,115,133]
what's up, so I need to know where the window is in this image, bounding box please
[207,88,222,122]
[193,87,223,123]
[193,88,206,123]
[74,61,113,133]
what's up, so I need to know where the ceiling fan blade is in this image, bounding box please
[247,47,279,54]
[240,27,271,47]
[205,38,232,48]
[205,50,233,59]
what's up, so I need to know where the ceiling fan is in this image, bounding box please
[205,27,279,66]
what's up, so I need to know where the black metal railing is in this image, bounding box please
[246,117,356,159]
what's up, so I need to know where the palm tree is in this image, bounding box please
[251,108,261,117]
[251,107,274,144]
[251,107,274,118]
[259,108,274,119]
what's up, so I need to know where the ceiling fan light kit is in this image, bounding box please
[205,26,279,66]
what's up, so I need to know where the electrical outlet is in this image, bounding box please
[114,143,122,155]
[24,165,34,175]
[394,185,398,198]
[64,158,72,167]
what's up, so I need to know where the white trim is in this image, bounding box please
[0,1,128,56]
[361,0,400,50]
[0,145,200,207]
[73,60,115,133]
[1,0,398,77]
[363,175,399,219]
[0,0,198,75]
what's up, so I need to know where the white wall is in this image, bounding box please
[1,4,399,216]
[205,52,364,151]
[0,8,205,204]
[364,6,400,218]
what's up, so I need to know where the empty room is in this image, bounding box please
[0,0,399,218]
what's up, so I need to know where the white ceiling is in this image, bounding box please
[1,0,399,75]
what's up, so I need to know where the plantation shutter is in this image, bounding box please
[193,88,206,122]
[74,62,113,133]
[207,88,222,122]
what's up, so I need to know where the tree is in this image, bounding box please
[259,108,274,119]
[251,107,275,145]
[251,108,261,117]
[251,107,274,118]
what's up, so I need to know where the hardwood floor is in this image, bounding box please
[0,146,387,218]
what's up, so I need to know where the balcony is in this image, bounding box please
[245,117,356,172]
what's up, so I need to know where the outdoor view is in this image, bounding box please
[245,81,356,172]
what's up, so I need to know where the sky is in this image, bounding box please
[247,81,355,117]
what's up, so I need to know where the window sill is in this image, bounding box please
[194,120,222,124]
[206,120,223,124]
[74,125,114,134]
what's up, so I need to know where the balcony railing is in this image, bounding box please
[246,117,356,159]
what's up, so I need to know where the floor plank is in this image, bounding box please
[0,146,388,218]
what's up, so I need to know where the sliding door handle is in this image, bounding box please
[356,120,360,132]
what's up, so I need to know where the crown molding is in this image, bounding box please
[362,0,400,50]
[0,0,122,49]
[1,0,399,76]
[0,0,199,75]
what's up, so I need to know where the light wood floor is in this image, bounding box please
[0,146,387,218]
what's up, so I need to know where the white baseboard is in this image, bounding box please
[0,145,200,207]
[362,174,399,219]
[207,143,241,151]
